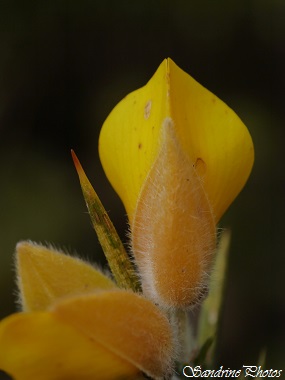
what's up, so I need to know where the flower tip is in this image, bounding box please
[15,241,118,312]
[16,240,29,253]
[16,240,40,260]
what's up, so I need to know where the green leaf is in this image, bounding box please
[193,336,215,367]
[71,150,141,293]
[197,229,231,365]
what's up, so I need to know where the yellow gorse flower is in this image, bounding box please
[99,58,253,224]
[0,242,173,379]
[99,58,254,308]
[0,58,254,379]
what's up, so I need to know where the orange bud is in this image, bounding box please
[131,118,216,309]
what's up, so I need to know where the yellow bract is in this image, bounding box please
[16,241,116,311]
[99,58,254,223]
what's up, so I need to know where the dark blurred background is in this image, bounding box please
[0,0,284,372]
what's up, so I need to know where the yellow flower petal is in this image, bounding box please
[0,311,139,380]
[53,290,174,379]
[16,241,116,311]
[99,58,254,223]
[131,119,216,308]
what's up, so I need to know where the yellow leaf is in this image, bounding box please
[16,241,116,311]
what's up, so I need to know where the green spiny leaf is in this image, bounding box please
[72,150,141,293]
